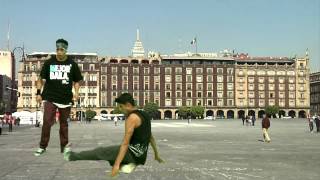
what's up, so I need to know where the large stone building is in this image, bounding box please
[16,33,310,119]
[310,72,320,116]
[0,50,17,113]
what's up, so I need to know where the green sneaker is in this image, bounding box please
[34,148,46,157]
[63,143,72,161]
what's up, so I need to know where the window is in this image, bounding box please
[165,68,171,74]
[165,75,171,82]
[269,92,274,98]
[154,76,160,82]
[217,76,223,82]
[207,75,213,82]
[207,68,213,74]
[175,68,182,74]
[187,75,192,82]
[165,99,171,106]
[186,68,192,74]
[165,84,171,90]
[154,68,160,74]
[176,99,182,106]
[133,67,139,74]
[144,67,149,74]
[112,67,117,74]
[176,84,182,90]
[217,83,223,91]
[217,68,223,74]
[122,67,128,74]
[196,68,203,74]
[197,83,203,90]
[196,76,203,82]
[176,75,182,82]
[187,83,192,90]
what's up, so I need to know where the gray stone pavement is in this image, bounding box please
[0,119,319,180]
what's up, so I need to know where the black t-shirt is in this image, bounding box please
[40,56,83,105]
[127,110,151,165]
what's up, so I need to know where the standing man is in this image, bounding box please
[63,93,164,177]
[0,117,3,135]
[307,114,314,132]
[315,114,320,133]
[114,116,118,126]
[8,114,13,132]
[34,39,83,156]
[262,114,271,143]
[252,115,256,126]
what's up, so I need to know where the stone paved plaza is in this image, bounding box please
[0,119,319,180]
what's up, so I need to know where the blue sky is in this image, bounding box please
[0,0,319,71]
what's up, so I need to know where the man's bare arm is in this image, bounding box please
[113,114,138,167]
[150,134,164,163]
[36,78,45,106]
[73,82,80,94]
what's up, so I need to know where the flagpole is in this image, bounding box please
[195,36,198,55]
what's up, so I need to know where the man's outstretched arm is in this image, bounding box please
[150,134,164,163]
[111,114,138,177]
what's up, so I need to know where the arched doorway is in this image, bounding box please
[279,110,286,118]
[248,110,255,117]
[298,110,306,118]
[238,110,245,119]
[227,110,234,119]
[217,110,224,118]
[101,110,108,114]
[155,111,161,120]
[206,110,214,117]
[258,110,265,118]
[131,59,139,64]
[288,110,296,118]
[175,110,179,119]
[164,110,172,119]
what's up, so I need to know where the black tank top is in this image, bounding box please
[127,110,151,165]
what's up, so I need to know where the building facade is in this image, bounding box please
[17,51,310,119]
[310,72,320,116]
[0,50,17,113]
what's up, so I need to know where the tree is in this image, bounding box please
[85,109,96,120]
[178,106,190,119]
[265,106,280,118]
[190,106,205,119]
[143,102,159,119]
[112,106,124,114]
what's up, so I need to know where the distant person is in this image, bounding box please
[16,117,20,126]
[0,118,3,135]
[315,115,320,133]
[262,114,271,143]
[114,116,118,126]
[7,115,13,132]
[241,116,245,126]
[307,114,314,132]
[252,116,256,126]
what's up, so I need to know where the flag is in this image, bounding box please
[190,37,197,45]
